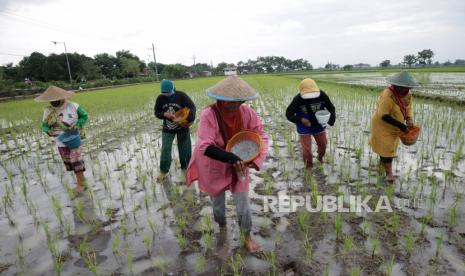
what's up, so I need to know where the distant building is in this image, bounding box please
[224,67,237,76]
[353,63,371,69]
[202,71,212,77]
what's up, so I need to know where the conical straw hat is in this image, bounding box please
[386,71,420,88]
[207,76,258,101]
[35,86,74,102]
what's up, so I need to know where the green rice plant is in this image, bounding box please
[112,233,121,255]
[228,253,244,276]
[335,213,343,240]
[385,255,395,276]
[195,253,206,274]
[126,246,133,275]
[51,196,64,225]
[323,263,331,276]
[143,233,153,255]
[343,236,353,255]
[449,203,457,229]
[176,229,187,250]
[371,236,379,258]
[147,217,157,234]
[434,233,444,261]
[264,251,277,276]
[153,257,167,274]
[302,232,313,258]
[350,266,362,276]
[83,251,98,276]
[390,213,400,233]
[297,210,309,233]
[403,233,415,257]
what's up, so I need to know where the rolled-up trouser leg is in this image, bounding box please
[299,134,313,168]
[314,131,328,160]
[233,192,252,233]
[211,192,226,226]
[176,130,192,170]
[160,131,175,173]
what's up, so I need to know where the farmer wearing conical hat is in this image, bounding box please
[35,86,88,193]
[186,76,268,252]
[286,78,336,170]
[154,80,196,181]
[369,71,419,182]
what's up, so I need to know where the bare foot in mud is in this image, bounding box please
[384,175,395,182]
[75,185,84,193]
[244,237,261,253]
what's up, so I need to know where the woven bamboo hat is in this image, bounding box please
[207,76,258,101]
[386,71,420,88]
[35,86,74,102]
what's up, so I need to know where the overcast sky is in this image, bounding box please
[0,0,464,67]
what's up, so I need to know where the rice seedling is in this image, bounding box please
[143,233,153,255]
[126,246,133,275]
[302,232,313,258]
[111,233,121,256]
[371,236,379,258]
[403,233,415,258]
[264,251,277,276]
[434,233,444,261]
[350,266,362,276]
[385,256,395,276]
[343,236,353,255]
[228,253,244,276]
[195,253,206,274]
[335,213,343,240]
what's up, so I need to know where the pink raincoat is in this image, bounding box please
[186,104,268,196]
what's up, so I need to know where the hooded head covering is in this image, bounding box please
[34,86,74,102]
[207,75,258,101]
[386,71,420,88]
[160,79,175,94]
[299,78,321,99]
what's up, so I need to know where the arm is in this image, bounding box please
[76,106,88,129]
[323,92,336,126]
[182,92,196,123]
[154,97,165,119]
[285,96,301,124]
[204,145,241,163]
[406,96,414,126]
[41,122,51,133]
[382,114,408,132]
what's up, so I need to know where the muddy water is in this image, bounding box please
[1,89,465,275]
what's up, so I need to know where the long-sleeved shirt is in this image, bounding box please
[154,90,196,133]
[285,90,336,135]
[41,101,88,147]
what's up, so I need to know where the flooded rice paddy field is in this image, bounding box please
[0,75,464,275]
[290,72,465,101]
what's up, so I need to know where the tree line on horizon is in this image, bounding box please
[0,51,314,83]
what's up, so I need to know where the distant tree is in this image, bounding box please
[403,55,416,67]
[120,57,140,78]
[163,64,188,79]
[380,60,391,68]
[94,53,119,79]
[18,52,46,81]
[77,59,100,81]
[0,66,3,80]
[1,63,20,81]
[214,62,229,75]
[343,64,354,70]
[454,59,465,65]
[443,60,452,66]
[417,49,434,65]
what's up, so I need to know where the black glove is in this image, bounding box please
[205,145,242,164]
[382,114,408,133]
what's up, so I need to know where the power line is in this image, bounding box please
[0,52,27,57]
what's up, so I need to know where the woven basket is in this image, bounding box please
[226,130,263,163]
[399,126,421,146]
